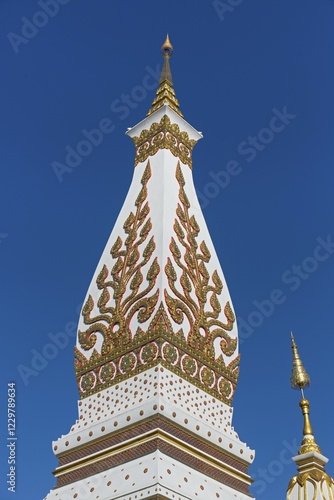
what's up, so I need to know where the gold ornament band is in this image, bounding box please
[131,115,197,169]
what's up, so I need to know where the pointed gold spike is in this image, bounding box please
[161,34,173,55]
[147,35,183,118]
[290,332,310,391]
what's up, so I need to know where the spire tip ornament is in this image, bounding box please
[289,334,321,455]
[147,35,183,117]
[290,331,310,393]
[161,34,173,57]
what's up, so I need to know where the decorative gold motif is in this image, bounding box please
[162,343,178,364]
[290,333,310,390]
[165,163,238,363]
[77,161,160,358]
[140,342,158,364]
[218,378,233,398]
[80,372,96,392]
[182,355,198,376]
[99,363,116,383]
[287,471,334,499]
[132,115,197,168]
[75,161,161,396]
[74,160,239,403]
[147,81,183,118]
[76,301,239,404]
[299,437,321,454]
[200,367,215,388]
[120,353,137,374]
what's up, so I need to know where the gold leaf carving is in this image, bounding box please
[74,159,239,404]
[77,161,160,361]
[165,162,238,362]
[110,237,122,258]
[132,115,197,169]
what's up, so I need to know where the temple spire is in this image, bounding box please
[44,37,254,500]
[147,35,183,117]
[290,333,320,454]
[286,334,334,500]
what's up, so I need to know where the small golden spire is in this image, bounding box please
[159,34,173,85]
[290,333,321,455]
[147,35,183,118]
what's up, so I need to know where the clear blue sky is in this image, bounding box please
[1,1,334,499]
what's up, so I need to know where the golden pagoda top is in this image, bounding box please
[147,35,183,118]
[286,334,334,500]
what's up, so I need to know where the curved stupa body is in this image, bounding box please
[75,104,239,405]
[44,38,254,500]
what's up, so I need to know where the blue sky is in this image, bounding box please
[1,1,334,499]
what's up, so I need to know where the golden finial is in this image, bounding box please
[161,34,173,57]
[159,34,173,85]
[290,333,321,455]
[146,35,183,118]
[290,332,310,396]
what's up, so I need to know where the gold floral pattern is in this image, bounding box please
[218,378,233,398]
[80,372,96,392]
[140,342,158,363]
[200,367,215,388]
[165,163,238,362]
[162,343,178,364]
[99,363,116,383]
[120,353,137,374]
[182,355,197,376]
[132,115,197,168]
[75,301,239,404]
[77,161,160,358]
